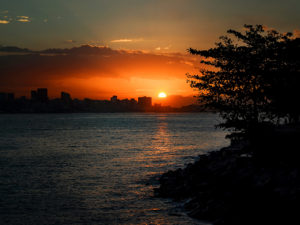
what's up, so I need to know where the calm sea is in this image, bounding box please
[0,113,229,225]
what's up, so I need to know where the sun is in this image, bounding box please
[158,92,167,98]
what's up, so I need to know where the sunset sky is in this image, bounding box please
[1,0,299,106]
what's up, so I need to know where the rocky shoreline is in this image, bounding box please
[155,138,300,225]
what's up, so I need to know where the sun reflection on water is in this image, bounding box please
[153,118,171,151]
[138,115,177,170]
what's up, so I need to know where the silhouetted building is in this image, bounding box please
[121,98,129,103]
[61,92,72,102]
[0,93,7,102]
[111,95,118,103]
[31,88,48,102]
[7,93,14,101]
[153,103,162,109]
[35,88,48,102]
[31,90,37,101]
[0,88,200,113]
[19,96,27,101]
[138,96,152,109]
[130,98,137,104]
[0,92,14,102]
[37,88,48,102]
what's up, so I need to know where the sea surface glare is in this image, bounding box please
[0,113,229,224]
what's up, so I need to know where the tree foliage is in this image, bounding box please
[187,25,300,138]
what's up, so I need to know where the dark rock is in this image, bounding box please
[155,135,300,224]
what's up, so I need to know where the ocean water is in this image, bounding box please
[0,113,229,225]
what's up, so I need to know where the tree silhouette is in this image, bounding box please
[188,25,300,139]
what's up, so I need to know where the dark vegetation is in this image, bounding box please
[155,25,300,224]
[187,24,300,138]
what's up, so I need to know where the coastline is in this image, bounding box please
[155,134,300,225]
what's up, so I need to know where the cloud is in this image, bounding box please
[110,38,143,43]
[0,20,9,24]
[0,45,196,78]
[0,46,31,53]
[293,29,300,38]
[156,45,172,51]
[18,16,29,19]
[17,19,30,22]
[0,12,31,24]
[64,40,77,44]
[16,16,31,23]
[111,39,133,43]
[39,45,118,55]
[164,45,172,50]
[180,60,194,66]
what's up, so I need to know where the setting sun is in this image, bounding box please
[158,92,167,98]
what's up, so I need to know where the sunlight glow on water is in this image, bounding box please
[0,113,229,224]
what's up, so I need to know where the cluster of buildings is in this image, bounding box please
[0,88,165,113]
[0,88,203,113]
[1,88,152,107]
[111,95,152,109]
[0,92,14,102]
[30,88,49,102]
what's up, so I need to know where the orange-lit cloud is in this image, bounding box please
[16,16,31,23]
[293,29,300,38]
[0,20,9,24]
[110,38,144,43]
[64,40,77,44]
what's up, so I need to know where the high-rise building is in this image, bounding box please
[31,88,48,102]
[130,98,137,104]
[138,96,152,109]
[61,92,72,102]
[0,92,14,102]
[111,95,118,103]
[31,90,37,101]
[0,93,6,102]
[7,93,14,101]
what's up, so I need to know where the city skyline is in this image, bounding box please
[0,87,204,113]
[0,87,197,107]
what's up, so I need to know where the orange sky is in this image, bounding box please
[0,46,200,107]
